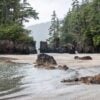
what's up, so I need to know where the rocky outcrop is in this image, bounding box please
[40,41,49,53]
[0,40,37,54]
[40,41,75,54]
[61,74,100,84]
[74,56,92,60]
[79,75,100,84]
[35,53,57,69]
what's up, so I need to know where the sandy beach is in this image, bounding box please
[0,53,100,67]
[0,53,100,100]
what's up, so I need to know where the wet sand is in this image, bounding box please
[0,53,100,100]
[0,53,100,67]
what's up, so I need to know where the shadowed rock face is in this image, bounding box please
[0,40,37,54]
[36,54,57,68]
[74,56,92,60]
[39,41,75,54]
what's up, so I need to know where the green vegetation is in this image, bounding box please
[48,11,61,46]
[0,0,38,42]
[49,0,100,52]
[61,0,100,47]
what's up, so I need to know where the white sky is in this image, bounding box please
[24,0,81,27]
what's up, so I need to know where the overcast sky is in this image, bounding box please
[25,0,81,27]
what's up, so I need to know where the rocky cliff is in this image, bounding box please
[0,40,37,54]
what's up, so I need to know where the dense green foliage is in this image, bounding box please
[48,11,61,45]
[0,0,38,42]
[61,0,100,47]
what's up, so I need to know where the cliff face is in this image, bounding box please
[0,40,37,54]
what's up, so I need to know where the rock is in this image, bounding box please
[74,56,92,60]
[61,74,100,84]
[64,43,75,54]
[45,66,56,70]
[79,76,92,84]
[0,40,37,54]
[79,74,100,84]
[40,41,49,53]
[61,78,79,83]
[14,41,37,54]
[39,41,76,54]
[58,65,69,70]
[36,53,57,68]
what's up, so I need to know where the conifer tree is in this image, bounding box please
[48,11,60,47]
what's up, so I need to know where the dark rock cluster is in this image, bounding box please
[0,40,37,54]
[39,40,100,53]
[61,74,100,84]
[40,41,75,54]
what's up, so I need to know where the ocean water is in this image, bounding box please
[0,62,100,100]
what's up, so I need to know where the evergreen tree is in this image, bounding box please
[60,0,100,52]
[48,11,60,47]
[0,0,38,42]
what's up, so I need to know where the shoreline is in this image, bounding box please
[0,53,100,68]
[0,53,100,100]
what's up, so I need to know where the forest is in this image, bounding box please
[0,0,38,42]
[48,0,100,53]
[0,0,39,54]
[0,0,99,53]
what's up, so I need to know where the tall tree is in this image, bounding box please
[0,0,38,25]
[0,0,39,42]
[48,11,60,46]
[60,0,100,52]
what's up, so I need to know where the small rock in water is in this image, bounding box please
[74,56,92,60]
[61,74,100,84]
[79,74,100,84]
[61,78,79,83]
[58,65,69,70]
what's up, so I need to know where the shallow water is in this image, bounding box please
[0,63,100,100]
[0,63,69,100]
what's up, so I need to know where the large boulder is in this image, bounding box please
[35,53,57,69]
